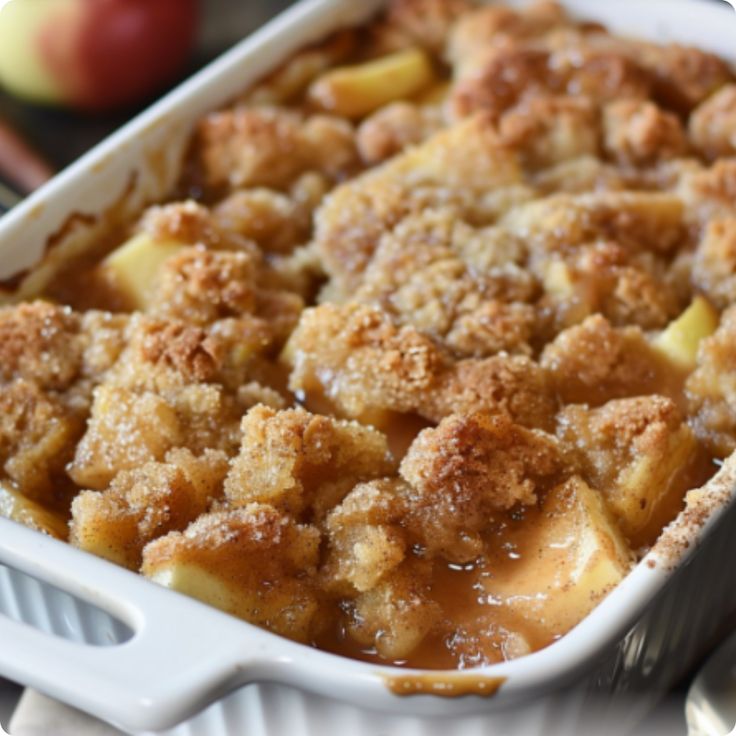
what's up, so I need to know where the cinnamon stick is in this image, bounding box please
[0,118,54,194]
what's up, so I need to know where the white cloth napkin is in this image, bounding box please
[9,690,124,736]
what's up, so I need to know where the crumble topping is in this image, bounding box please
[3,0,735,670]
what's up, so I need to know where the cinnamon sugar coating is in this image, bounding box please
[689,85,736,161]
[285,302,556,428]
[399,412,563,560]
[314,114,523,297]
[71,448,229,569]
[687,306,736,456]
[196,107,358,191]
[540,315,665,405]
[69,313,283,490]
[142,504,323,643]
[224,404,395,520]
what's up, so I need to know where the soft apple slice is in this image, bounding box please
[483,477,633,638]
[143,554,320,642]
[308,48,435,119]
[558,397,702,546]
[69,492,139,568]
[416,81,451,106]
[141,507,321,642]
[606,422,697,543]
[146,560,242,612]
[543,260,575,298]
[653,295,719,371]
[540,260,595,328]
[0,481,67,539]
[99,233,186,310]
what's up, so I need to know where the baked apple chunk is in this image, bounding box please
[224,404,395,520]
[482,476,633,637]
[558,397,699,546]
[142,504,322,643]
[70,449,228,569]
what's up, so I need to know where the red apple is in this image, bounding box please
[0,0,198,110]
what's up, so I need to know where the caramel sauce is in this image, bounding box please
[317,546,556,670]
[364,410,432,461]
[44,224,131,312]
[384,673,506,697]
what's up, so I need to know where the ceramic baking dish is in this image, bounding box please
[1,0,736,734]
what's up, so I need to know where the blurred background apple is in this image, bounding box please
[0,0,293,207]
[0,0,199,110]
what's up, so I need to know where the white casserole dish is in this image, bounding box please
[1,0,736,733]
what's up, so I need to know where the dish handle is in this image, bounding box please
[0,517,282,733]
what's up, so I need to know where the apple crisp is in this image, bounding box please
[4,0,736,670]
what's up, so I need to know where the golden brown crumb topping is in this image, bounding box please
[357,102,444,165]
[603,100,690,166]
[0,301,126,391]
[285,302,556,427]
[5,0,735,672]
[314,113,523,297]
[540,315,666,405]
[138,200,254,253]
[0,379,84,505]
[142,504,323,643]
[692,218,736,311]
[196,107,358,191]
[71,448,228,570]
[399,412,562,560]
[687,306,736,456]
[689,84,736,161]
[224,404,395,520]
[383,0,473,53]
[212,173,329,254]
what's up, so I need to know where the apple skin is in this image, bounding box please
[0,0,198,110]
